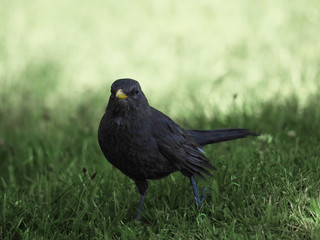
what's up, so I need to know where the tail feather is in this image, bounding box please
[188,128,259,147]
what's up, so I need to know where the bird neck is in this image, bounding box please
[106,104,151,127]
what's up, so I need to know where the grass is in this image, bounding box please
[1,0,320,239]
[1,94,320,239]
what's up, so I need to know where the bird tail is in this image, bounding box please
[188,128,259,147]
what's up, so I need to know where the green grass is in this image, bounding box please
[1,94,320,239]
[1,0,320,239]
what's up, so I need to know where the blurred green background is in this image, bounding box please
[1,0,320,239]
[1,0,319,113]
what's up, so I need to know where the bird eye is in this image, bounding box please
[135,90,140,95]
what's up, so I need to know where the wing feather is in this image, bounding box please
[151,107,216,179]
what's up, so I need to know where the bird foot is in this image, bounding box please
[199,185,213,207]
[190,176,213,209]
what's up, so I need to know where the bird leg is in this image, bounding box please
[190,176,202,207]
[190,176,213,208]
[136,192,146,221]
[135,180,149,221]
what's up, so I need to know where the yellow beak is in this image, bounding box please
[115,89,128,99]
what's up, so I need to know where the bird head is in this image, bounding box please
[106,78,150,117]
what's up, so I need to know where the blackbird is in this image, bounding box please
[98,78,258,220]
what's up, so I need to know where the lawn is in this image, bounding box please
[1,0,320,239]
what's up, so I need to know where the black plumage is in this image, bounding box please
[98,78,258,220]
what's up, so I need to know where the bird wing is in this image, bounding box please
[150,107,216,179]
